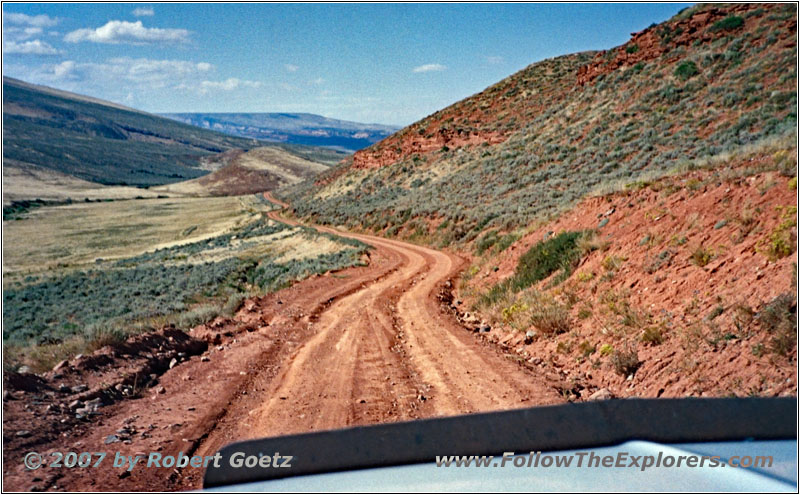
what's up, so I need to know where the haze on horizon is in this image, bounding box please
[2,3,691,126]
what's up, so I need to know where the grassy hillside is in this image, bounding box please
[3,77,262,187]
[282,3,796,245]
[153,147,329,197]
[280,3,797,399]
[162,112,399,152]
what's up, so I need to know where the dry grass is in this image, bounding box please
[2,161,173,206]
[154,147,327,197]
[3,195,264,277]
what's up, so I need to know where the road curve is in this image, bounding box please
[225,193,563,439]
[2,193,561,492]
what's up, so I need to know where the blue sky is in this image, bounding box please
[3,3,691,126]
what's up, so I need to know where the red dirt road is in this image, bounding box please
[3,194,561,491]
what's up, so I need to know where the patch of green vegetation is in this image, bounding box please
[509,231,589,292]
[711,15,745,32]
[674,61,700,81]
[759,206,797,261]
[494,232,521,253]
[475,230,500,255]
[3,199,62,220]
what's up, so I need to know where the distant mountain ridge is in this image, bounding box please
[3,77,259,188]
[2,78,345,195]
[161,112,399,152]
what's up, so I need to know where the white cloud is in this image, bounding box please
[284,64,299,72]
[310,77,325,85]
[412,63,446,73]
[3,39,60,55]
[29,57,214,90]
[486,56,504,65]
[3,12,59,27]
[3,12,60,55]
[198,78,262,94]
[52,60,76,78]
[64,20,190,45]
[132,7,155,17]
[4,26,44,40]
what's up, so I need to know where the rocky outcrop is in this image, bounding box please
[577,3,796,85]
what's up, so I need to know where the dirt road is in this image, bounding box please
[3,194,561,491]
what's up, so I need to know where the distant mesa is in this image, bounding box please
[161,113,399,153]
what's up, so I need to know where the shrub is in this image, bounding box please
[759,293,797,356]
[674,61,699,81]
[611,346,642,376]
[86,323,128,352]
[529,293,571,335]
[501,302,529,323]
[644,249,674,273]
[711,15,744,32]
[602,255,625,271]
[759,206,797,261]
[507,231,588,292]
[475,230,500,255]
[494,232,521,253]
[641,326,664,345]
[599,344,614,356]
[578,340,596,357]
[690,246,714,267]
[626,44,640,54]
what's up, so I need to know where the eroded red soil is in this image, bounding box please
[462,160,797,401]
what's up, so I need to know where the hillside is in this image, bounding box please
[2,77,264,188]
[282,3,796,242]
[162,112,399,152]
[277,2,797,399]
[153,147,328,197]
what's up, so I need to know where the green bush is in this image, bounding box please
[475,230,500,255]
[711,15,744,32]
[508,231,588,292]
[674,61,700,81]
